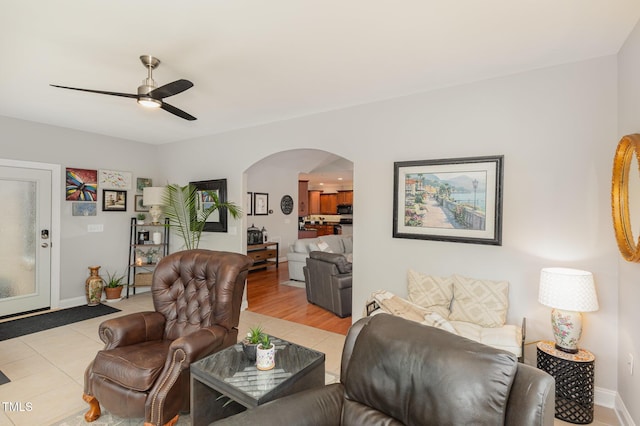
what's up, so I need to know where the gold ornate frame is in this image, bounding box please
[612,134,640,262]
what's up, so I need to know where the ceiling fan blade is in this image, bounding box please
[50,84,138,99]
[148,79,193,99]
[161,102,197,121]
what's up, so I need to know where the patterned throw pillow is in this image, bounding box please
[316,241,332,252]
[407,269,453,318]
[449,274,509,328]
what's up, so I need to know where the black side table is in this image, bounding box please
[536,340,595,424]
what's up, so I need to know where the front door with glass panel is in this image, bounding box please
[0,165,52,317]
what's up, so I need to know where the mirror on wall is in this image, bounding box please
[612,133,640,262]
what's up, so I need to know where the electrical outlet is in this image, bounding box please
[628,353,634,375]
[87,224,103,233]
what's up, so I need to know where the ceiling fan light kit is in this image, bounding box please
[50,55,196,120]
[137,97,162,108]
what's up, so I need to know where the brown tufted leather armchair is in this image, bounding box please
[82,249,253,426]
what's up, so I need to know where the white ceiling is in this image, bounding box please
[1,1,639,145]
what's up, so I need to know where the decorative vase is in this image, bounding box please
[85,266,104,306]
[242,340,258,362]
[104,286,123,301]
[256,343,275,370]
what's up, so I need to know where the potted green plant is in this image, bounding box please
[162,183,242,250]
[256,333,275,370]
[242,325,264,361]
[104,270,125,300]
[136,213,146,225]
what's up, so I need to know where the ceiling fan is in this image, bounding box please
[50,55,196,121]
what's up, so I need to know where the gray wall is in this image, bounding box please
[157,56,620,395]
[617,18,640,425]
[0,117,163,301]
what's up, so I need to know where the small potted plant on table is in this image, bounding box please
[242,325,264,362]
[136,213,146,225]
[104,270,125,301]
[256,333,275,370]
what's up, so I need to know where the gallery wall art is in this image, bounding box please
[66,168,97,201]
[99,169,132,190]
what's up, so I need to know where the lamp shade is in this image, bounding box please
[538,267,599,312]
[143,187,166,206]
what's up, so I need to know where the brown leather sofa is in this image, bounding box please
[212,313,555,426]
[82,249,252,426]
[303,251,352,317]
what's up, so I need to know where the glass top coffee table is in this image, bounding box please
[190,337,325,425]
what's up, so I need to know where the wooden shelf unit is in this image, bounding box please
[247,242,279,271]
[126,217,170,298]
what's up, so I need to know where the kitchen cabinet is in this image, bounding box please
[298,229,318,239]
[337,190,353,205]
[320,193,337,214]
[298,180,309,217]
[304,223,336,236]
[308,190,322,214]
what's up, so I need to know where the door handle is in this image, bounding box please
[41,243,49,248]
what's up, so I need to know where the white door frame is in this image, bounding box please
[0,158,61,310]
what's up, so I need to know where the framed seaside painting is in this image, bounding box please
[393,155,503,245]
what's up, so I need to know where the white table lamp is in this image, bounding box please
[538,267,599,353]
[143,187,166,225]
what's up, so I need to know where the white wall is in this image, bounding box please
[246,161,299,257]
[0,116,162,302]
[617,18,640,425]
[158,56,620,392]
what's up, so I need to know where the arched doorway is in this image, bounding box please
[244,149,353,334]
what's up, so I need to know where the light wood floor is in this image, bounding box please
[246,262,352,335]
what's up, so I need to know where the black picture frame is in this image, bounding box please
[247,192,253,216]
[190,179,229,232]
[253,193,269,215]
[393,155,503,245]
[102,190,127,212]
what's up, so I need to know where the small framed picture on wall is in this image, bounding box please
[253,193,269,215]
[102,190,127,211]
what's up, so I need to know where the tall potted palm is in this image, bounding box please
[163,183,241,250]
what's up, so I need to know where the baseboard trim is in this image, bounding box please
[59,289,152,310]
[615,393,636,426]
[58,296,86,309]
[594,387,635,426]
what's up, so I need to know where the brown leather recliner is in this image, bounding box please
[83,249,253,426]
[212,313,555,426]
[303,251,352,317]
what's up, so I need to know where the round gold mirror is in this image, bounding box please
[612,133,640,262]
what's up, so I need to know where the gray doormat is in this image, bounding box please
[0,303,120,341]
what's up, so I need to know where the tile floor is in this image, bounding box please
[0,293,622,425]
